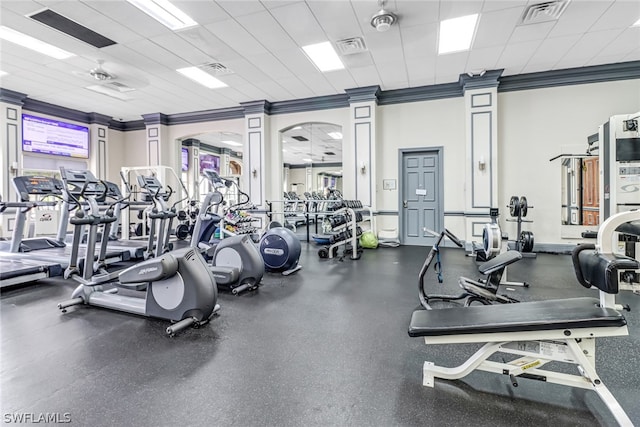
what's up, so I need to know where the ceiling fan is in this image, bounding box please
[72,59,149,92]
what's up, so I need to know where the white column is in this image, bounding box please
[88,113,111,180]
[0,89,27,202]
[241,101,270,208]
[459,71,502,242]
[346,86,380,209]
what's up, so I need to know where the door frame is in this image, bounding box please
[398,146,444,246]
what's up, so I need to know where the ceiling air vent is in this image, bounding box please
[520,1,569,25]
[324,151,336,156]
[198,62,234,76]
[105,81,136,93]
[335,37,367,55]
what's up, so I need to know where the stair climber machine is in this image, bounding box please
[135,174,180,259]
[58,173,149,260]
[190,169,264,295]
[259,220,302,276]
[56,167,219,336]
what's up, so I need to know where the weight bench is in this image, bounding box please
[409,224,639,426]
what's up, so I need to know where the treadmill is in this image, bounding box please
[58,172,149,260]
[1,175,129,269]
[0,198,63,288]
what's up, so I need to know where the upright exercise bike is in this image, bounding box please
[56,168,219,336]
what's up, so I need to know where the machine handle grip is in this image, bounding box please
[444,229,463,247]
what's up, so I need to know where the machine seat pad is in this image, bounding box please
[408,297,626,337]
[478,250,522,275]
[616,221,640,237]
[573,246,639,293]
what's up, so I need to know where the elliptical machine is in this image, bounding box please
[56,167,219,336]
[260,221,302,276]
[190,169,264,295]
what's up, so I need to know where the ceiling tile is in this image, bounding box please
[172,0,230,25]
[176,27,241,62]
[345,65,381,88]
[509,21,555,44]
[400,22,438,60]
[149,33,213,66]
[275,77,315,99]
[204,19,268,58]
[524,34,581,69]
[268,2,326,46]
[405,57,436,87]
[394,1,440,27]
[547,0,614,38]
[481,1,528,13]
[599,27,640,57]
[590,0,640,31]
[307,1,363,40]
[496,39,543,70]
[558,28,625,64]
[217,0,266,17]
[438,0,483,21]
[376,61,409,90]
[365,29,406,65]
[435,52,468,82]
[323,69,358,93]
[235,11,298,53]
[473,7,524,49]
[466,45,504,72]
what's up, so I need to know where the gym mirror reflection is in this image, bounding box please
[180,131,244,206]
[280,122,343,203]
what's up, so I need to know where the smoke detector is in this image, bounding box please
[370,1,397,32]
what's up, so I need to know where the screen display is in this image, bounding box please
[22,114,89,159]
[181,147,189,171]
[199,153,220,174]
[616,138,640,162]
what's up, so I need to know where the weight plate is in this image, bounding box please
[509,196,520,217]
[520,231,534,252]
[519,196,528,218]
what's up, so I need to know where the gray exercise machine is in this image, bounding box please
[409,209,640,426]
[56,167,219,336]
[190,169,264,295]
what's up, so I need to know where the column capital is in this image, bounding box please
[240,100,271,115]
[458,69,504,92]
[345,86,381,104]
[0,88,28,105]
[142,113,170,126]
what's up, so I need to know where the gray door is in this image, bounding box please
[401,149,442,246]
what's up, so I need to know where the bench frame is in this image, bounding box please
[420,325,632,426]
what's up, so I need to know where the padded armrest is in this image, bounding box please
[572,244,639,293]
[478,250,522,275]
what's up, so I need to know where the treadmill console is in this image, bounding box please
[59,168,105,197]
[13,176,64,201]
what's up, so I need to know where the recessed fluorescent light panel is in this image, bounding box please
[127,0,197,30]
[177,67,227,89]
[633,18,640,27]
[302,41,344,72]
[327,132,342,139]
[0,70,8,77]
[438,14,479,55]
[302,158,313,162]
[0,26,75,59]
[220,140,242,147]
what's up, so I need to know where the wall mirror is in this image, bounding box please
[180,131,243,205]
[280,122,343,202]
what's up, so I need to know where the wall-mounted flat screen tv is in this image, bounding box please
[199,153,220,174]
[22,114,89,159]
[181,147,189,171]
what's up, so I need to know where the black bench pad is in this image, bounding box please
[408,297,626,337]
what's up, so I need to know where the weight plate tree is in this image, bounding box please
[507,196,534,253]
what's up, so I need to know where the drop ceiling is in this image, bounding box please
[0,0,638,124]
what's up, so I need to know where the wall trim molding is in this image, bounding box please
[498,61,640,92]
[4,60,638,131]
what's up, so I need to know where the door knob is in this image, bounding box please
[403,200,408,208]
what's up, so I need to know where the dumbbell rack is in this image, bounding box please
[506,196,536,258]
[318,207,362,260]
